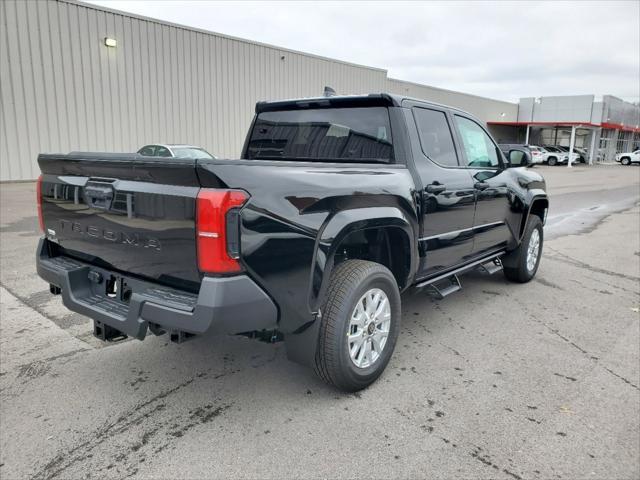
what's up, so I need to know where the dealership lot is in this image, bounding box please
[1,165,639,479]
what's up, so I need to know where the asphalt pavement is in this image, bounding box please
[1,164,639,479]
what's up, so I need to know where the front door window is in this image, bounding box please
[454,116,501,168]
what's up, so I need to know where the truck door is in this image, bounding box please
[451,114,514,256]
[409,106,476,278]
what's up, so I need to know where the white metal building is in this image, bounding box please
[1,0,638,181]
[489,95,640,164]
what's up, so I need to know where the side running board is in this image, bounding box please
[477,258,503,275]
[413,250,506,297]
[428,274,462,299]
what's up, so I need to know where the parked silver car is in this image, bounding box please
[137,144,217,159]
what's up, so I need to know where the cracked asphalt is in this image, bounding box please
[1,165,639,479]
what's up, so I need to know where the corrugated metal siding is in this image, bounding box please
[1,0,515,181]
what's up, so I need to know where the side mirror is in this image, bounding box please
[508,149,531,167]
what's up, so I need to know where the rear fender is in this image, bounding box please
[285,206,416,368]
[309,206,417,312]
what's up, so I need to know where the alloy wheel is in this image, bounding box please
[347,288,391,369]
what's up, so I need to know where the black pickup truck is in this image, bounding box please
[36,94,548,391]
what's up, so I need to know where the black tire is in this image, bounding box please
[503,216,543,283]
[314,260,401,392]
[621,157,631,166]
[548,156,557,166]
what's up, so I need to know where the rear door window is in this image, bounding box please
[155,146,172,157]
[246,107,393,163]
[413,107,459,167]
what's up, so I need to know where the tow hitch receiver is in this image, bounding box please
[93,320,127,342]
[169,330,195,344]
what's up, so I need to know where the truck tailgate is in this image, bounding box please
[38,154,203,289]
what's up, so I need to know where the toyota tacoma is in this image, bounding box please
[36,94,548,391]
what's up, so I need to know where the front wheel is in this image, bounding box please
[548,156,557,166]
[503,216,543,283]
[621,157,631,166]
[314,260,401,392]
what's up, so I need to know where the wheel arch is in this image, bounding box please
[308,206,417,313]
[519,195,549,240]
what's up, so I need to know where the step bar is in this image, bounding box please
[477,257,503,275]
[427,274,462,299]
[414,250,506,297]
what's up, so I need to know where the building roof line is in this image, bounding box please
[387,77,517,107]
[68,0,389,74]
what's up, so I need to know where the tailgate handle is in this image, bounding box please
[85,183,114,210]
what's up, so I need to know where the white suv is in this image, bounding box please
[541,146,569,166]
[615,150,640,165]
[527,146,546,164]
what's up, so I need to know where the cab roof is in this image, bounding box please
[254,93,472,118]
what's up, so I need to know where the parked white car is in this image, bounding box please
[554,146,583,164]
[541,146,569,166]
[527,146,546,164]
[615,150,640,165]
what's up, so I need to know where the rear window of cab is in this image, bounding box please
[246,107,394,163]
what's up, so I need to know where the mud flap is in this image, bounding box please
[284,315,322,367]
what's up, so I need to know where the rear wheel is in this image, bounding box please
[548,156,557,166]
[503,216,543,283]
[314,260,401,392]
[621,157,631,166]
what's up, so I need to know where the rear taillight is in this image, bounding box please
[196,189,249,274]
[36,174,44,232]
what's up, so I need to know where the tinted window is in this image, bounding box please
[454,116,501,168]
[155,146,172,157]
[413,108,458,167]
[246,107,393,162]
[138,145,156,156]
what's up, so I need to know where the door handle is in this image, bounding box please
[474,182,490,190]
[425,183,446,194]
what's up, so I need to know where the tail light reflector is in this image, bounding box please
[196,189,248,273]
[37,174,44,232]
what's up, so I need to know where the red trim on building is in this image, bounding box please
[600,122,640,133]
[487,121,600,127]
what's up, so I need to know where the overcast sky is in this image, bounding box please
[88,0,639,103]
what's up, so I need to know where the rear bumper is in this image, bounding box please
[36,238,278,340]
